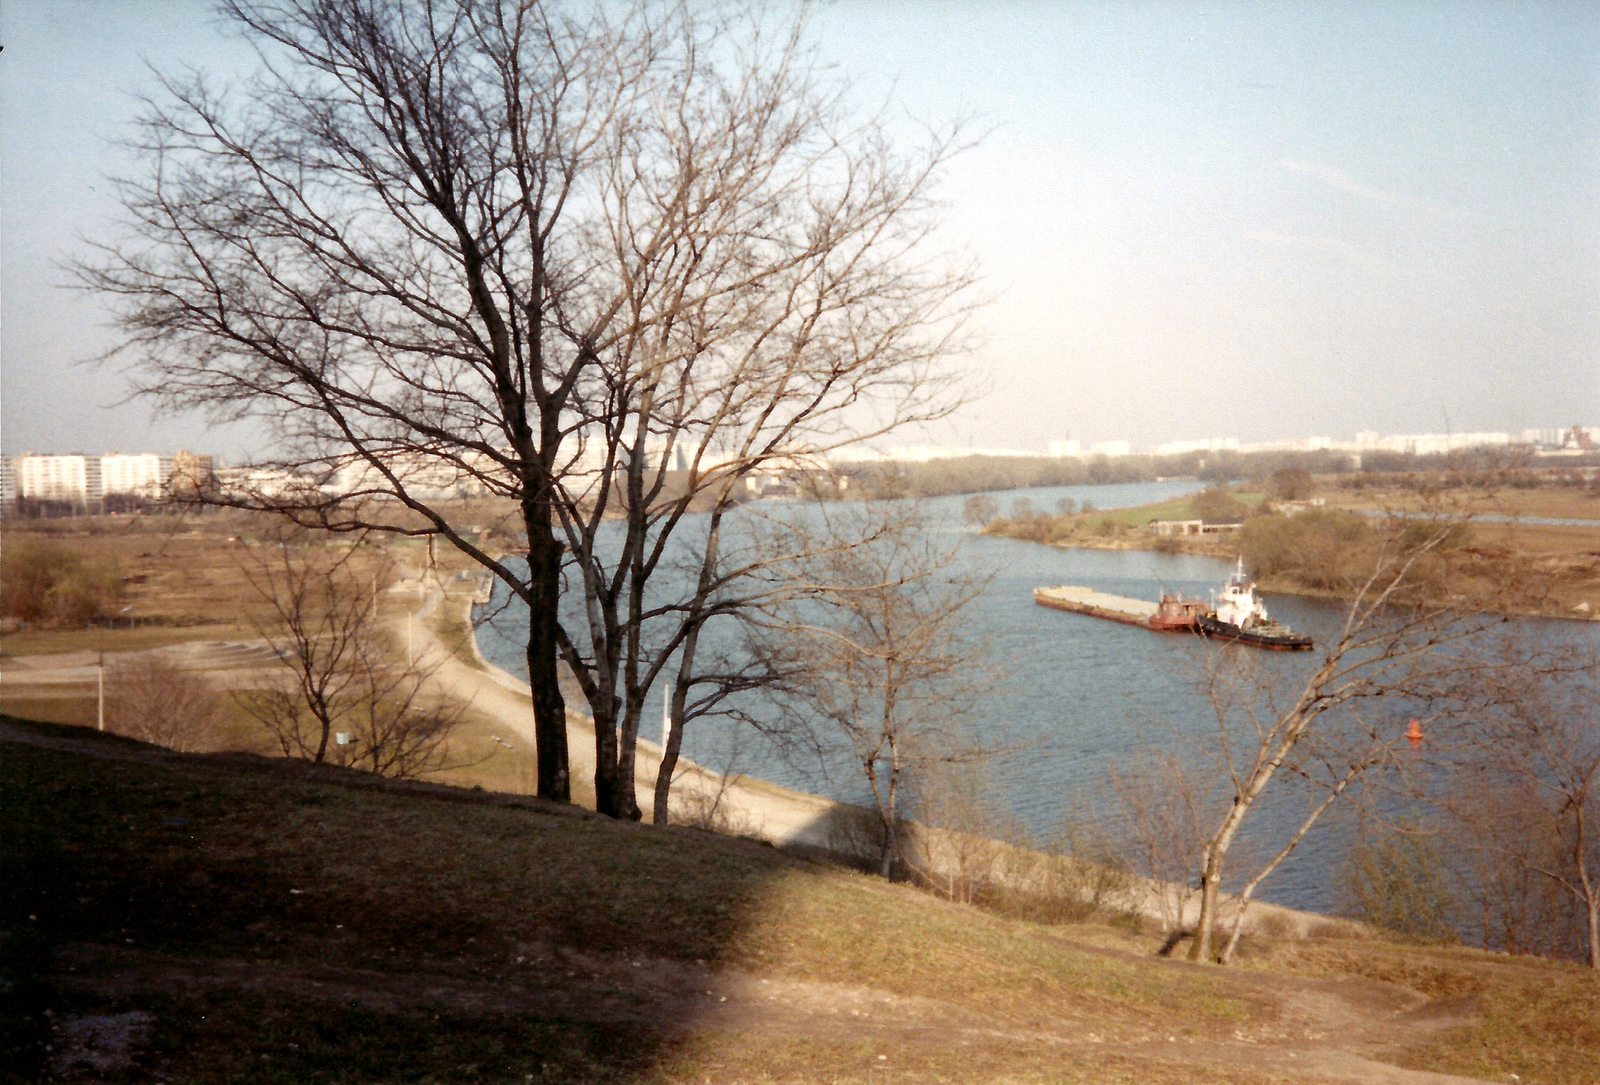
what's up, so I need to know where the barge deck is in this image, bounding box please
[1033,585,1160,627]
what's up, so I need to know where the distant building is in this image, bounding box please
[0,450,217,514]
[168,451,216,500]
[101,453,173,499]
[1,456,16,512]
[1089,441,1132,457]
[1047,439,1081,458]
[15,453,103,508]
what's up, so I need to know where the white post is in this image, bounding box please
[97,658,104,731]
[661,690,671,750]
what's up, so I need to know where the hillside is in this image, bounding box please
[4,716,1597,1084]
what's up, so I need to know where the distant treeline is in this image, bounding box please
[834,447,1598,501]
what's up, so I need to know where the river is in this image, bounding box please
[475,479,1547,914]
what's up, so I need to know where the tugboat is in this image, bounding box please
[1196,559,1313,651]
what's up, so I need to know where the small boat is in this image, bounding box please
[1196,559,1313,651]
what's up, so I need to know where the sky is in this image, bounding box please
[2,0,1597,459]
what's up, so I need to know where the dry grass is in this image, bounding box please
[0,721,1274,1084]
[8,719,1598,1083]
[1247,937,1600,1083]
[1331,484,1600,522]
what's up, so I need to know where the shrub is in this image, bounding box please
[0,541,123,625]
[1240,509,1369,588]
[105,656,222,752]
[1341,821,1458,944]
[1267,466,1314,501]
[1189,486,1247,523]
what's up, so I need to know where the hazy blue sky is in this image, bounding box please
[3,1,1596,458]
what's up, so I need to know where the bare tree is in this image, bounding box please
[1103,751,1211,936]
[1183,514,1512,964]
[749,501,994,878]
[83,0,972,815]
[235,536,382,763]
[105,655,223,752]
[235,532,469,779]
[1447,633,1600,967]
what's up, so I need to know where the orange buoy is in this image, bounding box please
[1406,719,1423,747]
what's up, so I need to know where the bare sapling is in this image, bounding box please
[748,500,996,879]
[1446,631,1600,966]
[1103,751,1212,937]
[1185,509,1514,964]
[235,531,469,780]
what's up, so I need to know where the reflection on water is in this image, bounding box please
[474,479,1477,914]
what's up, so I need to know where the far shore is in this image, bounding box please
[981,487,1600,622]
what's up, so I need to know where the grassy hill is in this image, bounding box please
[4,716,1596,1084]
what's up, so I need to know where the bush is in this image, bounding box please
[105,656,222,752]
[1341,821,1458,944]
[0,541,123,625]
[1189,486,1247,523]
[1239,509,1369,588]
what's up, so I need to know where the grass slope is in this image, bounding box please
[4,717,1597,1084]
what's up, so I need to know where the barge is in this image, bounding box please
[1033,586,1201,633]
[1034,561,1313,651]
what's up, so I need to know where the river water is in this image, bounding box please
[476,479,1568,914]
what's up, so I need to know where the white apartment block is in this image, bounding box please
[1152,437,1242,456]
[2,451,213,510]
[15,454,102,504]
[101,453,174,498]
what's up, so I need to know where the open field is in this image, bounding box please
[1326,485,1600,522]
[6,717,1598,1084]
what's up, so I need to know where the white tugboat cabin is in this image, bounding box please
[1213,558,1271,630]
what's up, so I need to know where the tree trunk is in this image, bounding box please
[524,507,569,803]
[1190,847,1222,963]
[652,625,701,825]
[1190,794,1252,962]
[617,698,644,821]
[592,698,623,818]
[1587,894,1599,970]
